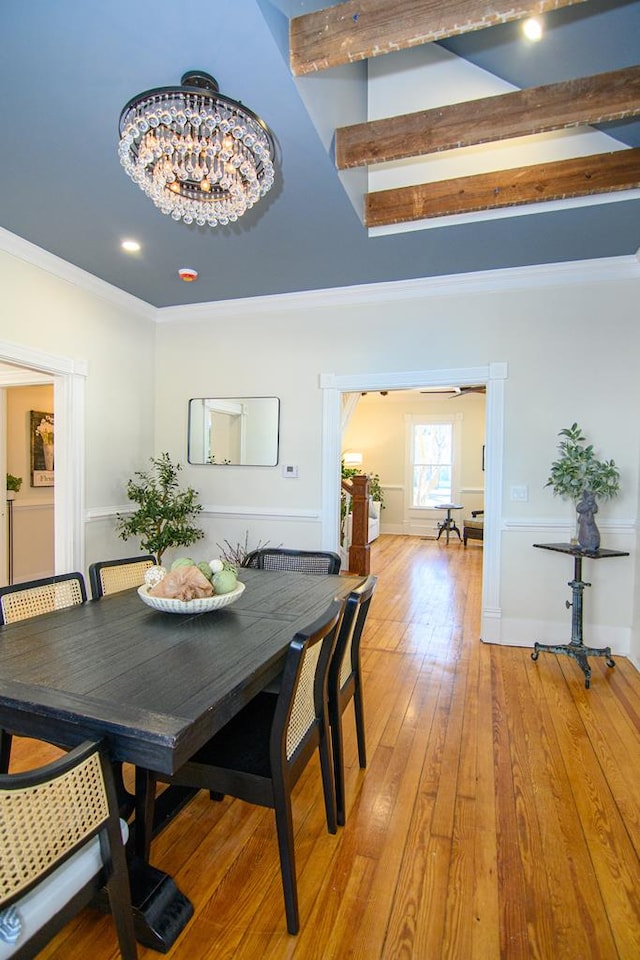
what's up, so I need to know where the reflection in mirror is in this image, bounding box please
[188,397,280,466]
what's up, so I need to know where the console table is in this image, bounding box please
[531,542,629,688]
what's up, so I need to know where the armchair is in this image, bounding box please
[463,510,484,547]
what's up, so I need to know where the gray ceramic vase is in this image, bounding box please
[576,490,600,552]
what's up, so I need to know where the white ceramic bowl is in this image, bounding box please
[137,580,245,614]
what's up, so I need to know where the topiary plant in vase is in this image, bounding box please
[116,452,204,566]
[545,423,620,551]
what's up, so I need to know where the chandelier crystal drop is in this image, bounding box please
[118,71,275,227]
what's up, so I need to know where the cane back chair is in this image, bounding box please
[151,598,345,935]
[0,573,87,774]
[0,573,86,626]
[0,740,137,959]
[328,574,377,826]
[242,548,341,575]
[88,555,156,600]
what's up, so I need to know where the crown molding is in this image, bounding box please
[0,227,155,322]
[156,254,640,323]
[1,223,637,326]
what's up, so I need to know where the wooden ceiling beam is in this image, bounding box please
[336,66,640,169]
[290,0,588,76]
[364,148,640,226]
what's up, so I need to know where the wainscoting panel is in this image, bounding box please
[11,500,54,582]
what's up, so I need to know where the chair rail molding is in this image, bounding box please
[321,362,506,642]
[86,505,321,523]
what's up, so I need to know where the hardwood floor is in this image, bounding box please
[12,535,640,959]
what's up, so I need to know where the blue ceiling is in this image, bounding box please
[1,0,638,309]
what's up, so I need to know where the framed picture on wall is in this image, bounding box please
[30,411,54,487]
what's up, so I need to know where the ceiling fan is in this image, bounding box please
[449,385,486,398]
[419,385,486,397]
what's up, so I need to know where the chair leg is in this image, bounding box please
[104,817,139,960]
[0,730,13,774]
[273,791,300,935]
[353,684,367,770]
[318,728,337,835]
[329,701,347,828]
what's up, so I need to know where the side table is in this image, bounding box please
[434,504,463,544]
[531,542,629,688]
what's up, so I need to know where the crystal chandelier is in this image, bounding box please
[118,71,275,227]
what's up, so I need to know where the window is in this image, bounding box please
[411,421,454,507]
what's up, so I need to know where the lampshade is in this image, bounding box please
[343,452,363,466]
[118,71,275,227]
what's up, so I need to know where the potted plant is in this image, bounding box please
[116,452,204,566]
[367,473,385,516]
[339,460,357,547]
[6,473,22,499]
[545,423,620,550]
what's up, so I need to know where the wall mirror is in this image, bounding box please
[188,397,280,466]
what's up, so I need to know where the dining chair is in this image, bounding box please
[151,597,345,935]
[0,572,86,626]
[328,574,377,826]
[88,555,157,599]
[242,547,341,575]
[0,739,137,959]
[0,573,87,774]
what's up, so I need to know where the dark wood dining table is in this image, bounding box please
[0,566,362,950]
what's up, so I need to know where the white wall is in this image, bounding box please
[154,259,640,666]
[0,242,156,576]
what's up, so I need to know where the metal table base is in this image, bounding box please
[531,543,628,689]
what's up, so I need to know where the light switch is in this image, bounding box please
[510,485,528,502]
[282,464,298,478]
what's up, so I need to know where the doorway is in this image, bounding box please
[320,363,506,644]
[343,389,486,539]
[2,377,55,583]
[0,341,86,581]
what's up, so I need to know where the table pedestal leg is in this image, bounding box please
[94,854,193,953]
[531,555,616,689]
[109,771,198,951]
[126,857,194,952]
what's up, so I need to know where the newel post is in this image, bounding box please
[348,474,370,576]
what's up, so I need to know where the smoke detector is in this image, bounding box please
[178,267,198,282]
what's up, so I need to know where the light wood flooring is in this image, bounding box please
[12,535,640,959]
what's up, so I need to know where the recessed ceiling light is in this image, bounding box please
[522,18,543,41]
[121,239,141,253]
